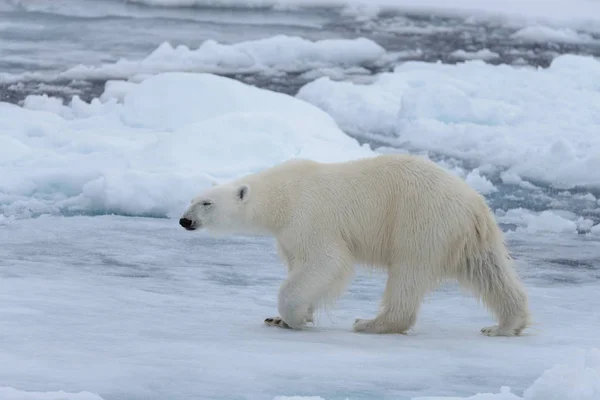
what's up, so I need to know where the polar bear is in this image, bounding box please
[179,154,531,336]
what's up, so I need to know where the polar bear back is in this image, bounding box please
[241,154,498,269]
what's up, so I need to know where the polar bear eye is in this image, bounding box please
[237,184,250,202]
[202,201,212,207]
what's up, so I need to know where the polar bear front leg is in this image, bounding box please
[264,308,314,329]
[265,241,316,329]
[264,316,290,328]
[271,247,354,330]
[276,273,323,329]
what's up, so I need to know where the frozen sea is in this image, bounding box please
[1,1,600,400]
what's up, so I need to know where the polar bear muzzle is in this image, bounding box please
[179,217,199,231]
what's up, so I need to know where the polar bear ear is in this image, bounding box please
[236,184,250,203]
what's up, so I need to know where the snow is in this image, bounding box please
[494,208,600,235]
[450,49,501,61]
[125,0,600,31]
[0,216,598,400]
[512,26,596,44]
[497,209,577,234]
[43,36,386,83]
[0,387,104,400]
[0,72,371,219]
[465,169,497,194]
[500,172,539,190]
[417,348,600,399]
[296,54,600,190]
[2,1,599,399]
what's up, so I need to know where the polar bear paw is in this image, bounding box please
[480,325,523,337]
[264,317,291,328]
[264,314,314,329]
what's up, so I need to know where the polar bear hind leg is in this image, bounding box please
[457,237,531,337]
[464,253,530,336]
[353,263,436,334]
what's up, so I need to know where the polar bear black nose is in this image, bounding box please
[179,218,193,229]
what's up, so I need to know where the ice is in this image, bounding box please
[499,172,539,190]
[0,72,371,219]
[0,387,104,400]
[450,49,501,61]
[296,54,600,190]
[416,348,600,399]
[464,169,497,195]
[125,0,600,30]
[497,209,579,234]
[1,215,599,400]
[48,36,386,82]
[512,26,596,44]
[497,208,598,235]
[523,348,600,400]
[3,350,595,400]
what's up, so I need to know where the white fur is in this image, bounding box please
[181,154,531,336]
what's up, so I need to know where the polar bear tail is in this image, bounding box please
[457,209,532,336]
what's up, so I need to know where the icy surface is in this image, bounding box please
[418,348,600,399]
[0,72,371,219]
[124,0,600,30]
[512,26,597,44]
[2,2,600,399]
[54,36,387,82]
[3,0,600,105]
[450,49,500,61]
[296,54,600,190]
[0,387,105,400]
[496,209,588,235]
[1,216,599,400]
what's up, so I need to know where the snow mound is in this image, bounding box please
[465,169,497,194]
[297,54,600,190]
[0,387,104,400]
[0,72,372,219]
[414,348,600,400]
[497,209,584,234]
[512,26,596,44]
[57,36,386,82]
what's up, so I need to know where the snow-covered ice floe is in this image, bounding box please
[0,35,388,84]
[414,350,600,400]
[275,346,600,400]
[296,54,600,191]
[2,348,600,399]
[2,350,599,399]
[0,213,599,400]
[277,345,600,400]
[512,26,598,44]
[0,72,371,219]
[1,319,598,400]
[3,56,600,234]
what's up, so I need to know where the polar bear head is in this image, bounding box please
[179,182,252,235]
